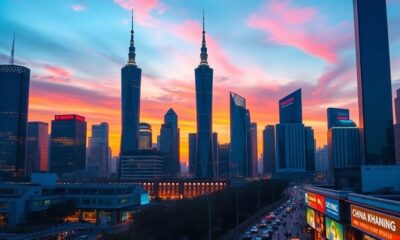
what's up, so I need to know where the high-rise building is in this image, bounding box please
[327,108,350,130]
[328,120,361,170]
[305,126,315,172]
[0,37,30,180]
[195,13,215,178]
[139,123,152,150]
[353,0,395,165]
[119,151,165,180]
[188,133,197,177]
[250,122,258,177]
[262,125,275,174]
[212,132,218,176]
[394,89,400,165]
[159,108,180,177]
[26,122,48,175]
[315,145,329,172]
[50,115,87,176]
[279,89,302,124]
[120,12,141,155]
[218,143,230,178]
[87,122,110,177]
[275,89,306,172]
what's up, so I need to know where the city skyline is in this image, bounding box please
[1,0,400,165]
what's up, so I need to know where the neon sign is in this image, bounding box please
[55,115,85,122]
[280,97,294,108]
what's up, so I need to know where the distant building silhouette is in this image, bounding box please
[50,115,87,176]
[26,122,48,175]
[0,37,30,180]
[353,0,395,165]
[262,125,275,174]
[159,108,180,177]
[250,122,258,177]
[194,13,215,178]
[229,92,252,178]
[87,122,110,177]
[139,123,152,150]
[188,133,197,177]
[305,126,315,172]
[218,143,230,178]
[120,11,141,155]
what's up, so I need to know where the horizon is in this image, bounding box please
[1,0,400,165]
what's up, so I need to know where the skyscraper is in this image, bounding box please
[327,108,350,130]
[275,89,306,172]
[26,122,48,175]
[139,123,152,150]
[353,0,395,165]
[262,125,275,174]
[50,115,87,176]
[188,133,197,177]
[250,122,258,177]
[305,126,315,172]
[120,11,141,155]
[87,122,110,177]
[230,92,251,178]
[0,37,30,180]
[218,143,230,178]
[394,89,400,165]
[195,13,215,178]
[159,108,180,177]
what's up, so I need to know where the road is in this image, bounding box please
[240,186,311,240]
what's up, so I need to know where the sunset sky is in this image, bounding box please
[1,0,400,168]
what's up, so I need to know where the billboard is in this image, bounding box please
[315,211,325,233]
[279,89,302,124]
[325,197,340,221]
[305,192,326,213]
[307,207,316,229]
[351,205,400,240]
[326,217,344,240]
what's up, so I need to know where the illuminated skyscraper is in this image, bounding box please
[120,11,141,155]
[26,122,48,175]
[353,0,395,165]
[50,115,87,176]
[0,36,30,180]
[195,12,215,178]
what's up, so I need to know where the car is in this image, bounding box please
[261,234,271,240]
[259,221,267,228]
[250,226,258,234]
[241,234,252,240]
[275,219,282,225]
[255,237,262,240]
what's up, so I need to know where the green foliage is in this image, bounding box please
[106,179,288,240]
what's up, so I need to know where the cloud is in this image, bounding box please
[113,0,166,26]
[70,4,86,12]
[247,0,353,63]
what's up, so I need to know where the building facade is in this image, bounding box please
[218,143,230,178]
[120,14,141,155]
[305,126,315,172]
[394,89,400,165]
[50,115,87,176]
[353,0,395,165]
[327,108,350,130]
[262,125,275,174]
[139,123,152,150]
[26,122,49,175]
[188,133,197,177]
[250,122,258,177]
[230,92,251,178]
[0,53,30,180]
[159,109,180,177]
[119,151,165,180]
[87,122,110,177]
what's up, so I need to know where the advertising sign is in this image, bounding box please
[315,211,325,233]
[307,207,316,229]
[305,192,326,213]
[325,197,340,221]
[351,205,400,240]
[326,217,344,240]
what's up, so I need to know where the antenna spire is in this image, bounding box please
[200,10,208,65]
[128,9,136,65]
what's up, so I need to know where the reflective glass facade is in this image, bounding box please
[159,109,180,177]
[263,125,275,174]
[50,115,87,176]
[353,0,395,165]
[26,122,48,175]
[87,122,110,177]
[0,65,30,180]
[327,108,349,130]
[279,89,302,124]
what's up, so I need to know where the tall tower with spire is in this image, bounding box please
[120,10,142,162]
[194,11,215,178]
[0,35,30,180]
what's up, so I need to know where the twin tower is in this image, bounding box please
[119,12,215,178]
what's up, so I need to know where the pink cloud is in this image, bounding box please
[113,0,166,26]
[247,0,353,63]
[70,4,85,11]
